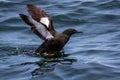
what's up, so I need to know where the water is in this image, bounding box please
[0,0,120,80]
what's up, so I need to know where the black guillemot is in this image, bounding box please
[19,4,82,57]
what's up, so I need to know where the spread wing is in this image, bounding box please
[19,14,53,40]
[27,4,56,36]
[19,4,57,40]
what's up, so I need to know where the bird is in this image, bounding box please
[19,4,82,57]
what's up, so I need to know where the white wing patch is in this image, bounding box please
[28,17,53,39]
[40,17,49,28]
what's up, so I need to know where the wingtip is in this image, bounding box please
[26,4,35,9]
[19,14,33,26]
[19,14,27,18]
[27,4,32,7]
[19,13,23,16]
[19,14,23,18]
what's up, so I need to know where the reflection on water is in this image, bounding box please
[9,52,77,77]
[32,57,77,76]
[32,61,57,76]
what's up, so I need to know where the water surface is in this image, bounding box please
[0,0,120,80]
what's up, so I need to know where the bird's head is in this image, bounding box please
[63,28,82,36]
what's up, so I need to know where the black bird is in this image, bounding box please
[20,4,82,56]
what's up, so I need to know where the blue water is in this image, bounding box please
[0,0,120,80]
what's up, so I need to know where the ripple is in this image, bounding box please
[0,0,120,80]
[95,0,120,9]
